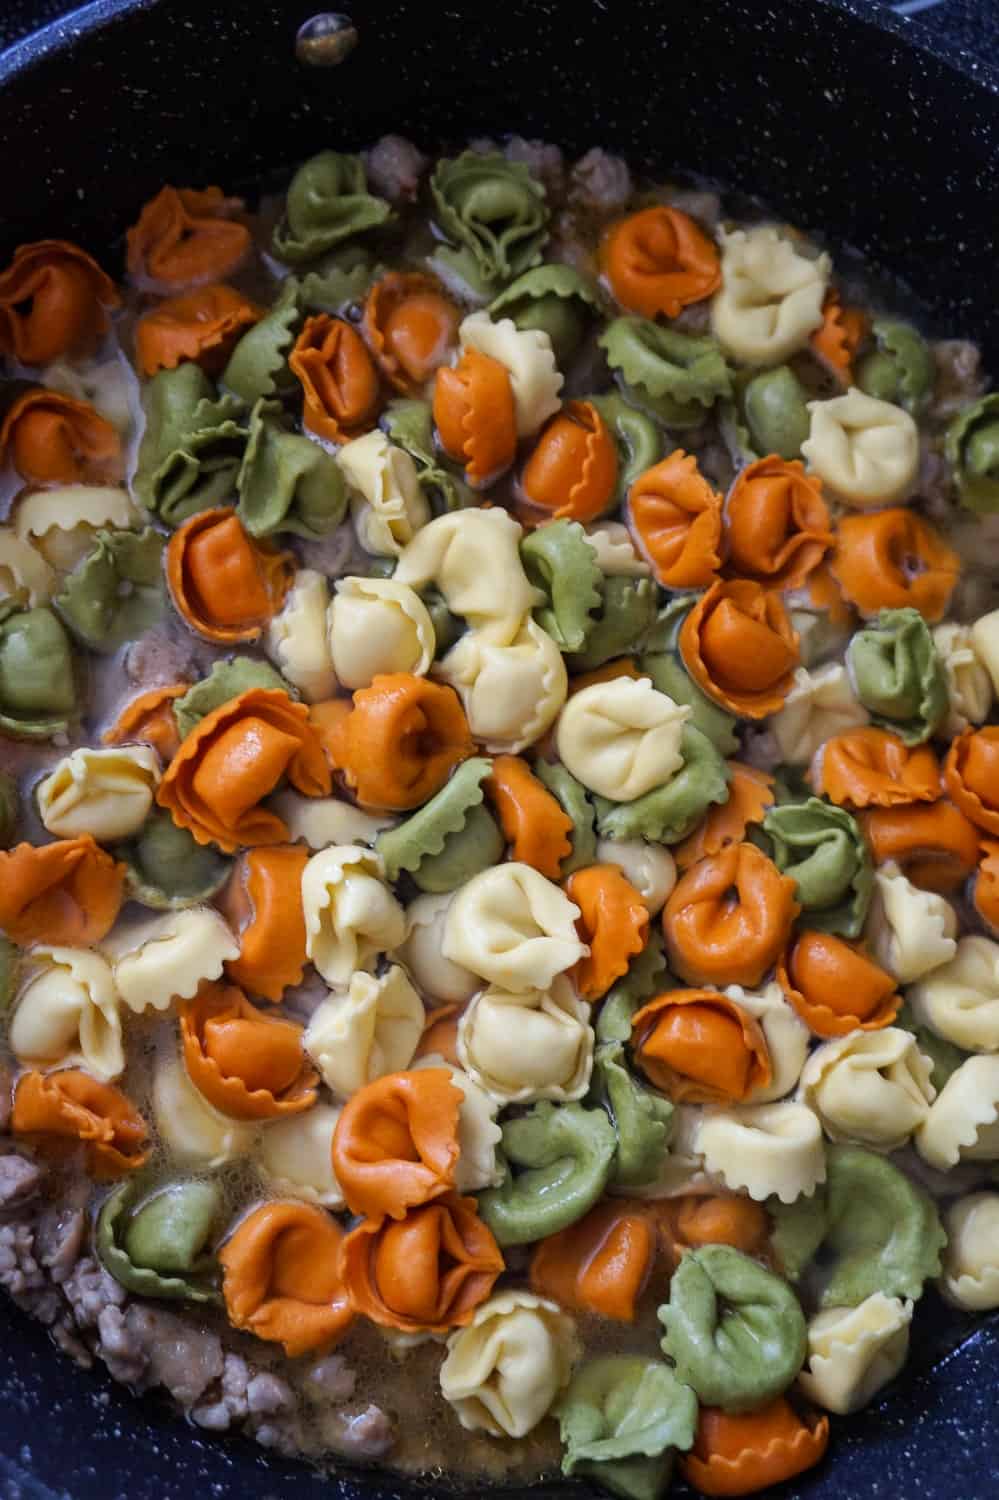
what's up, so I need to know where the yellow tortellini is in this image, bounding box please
[555,677,690,801]
[458,310,563,438]
[915,1056,999,1170]
[726,982,810,1103]
[336,429,430,556]
[797,1028,935,1151]
[102,906,239,1013]
[328,575,435,689]
[14,485,140,571]
[584,521,650,577]
[866,862,958,984]
[10,945,123,1081]
[439,1290,579,1438]
[711,224,830,365]
[264,568,336,703]
[394,508,541,645]
[395,892,481,1004]
[301,844,406,986]
[442,861,586,991]
[152,1054,255,1168]
[771,664,869,766]
[801,388,919,507]
[939,1193,999,1311]
[36,745,160,841]
[457,977,594,1104]
[303,964,424,1098]
[270,790,394,850]
[970,608,999,697]
[0,526,56,604]
[694,1101,826,1203]
[932,622,992,736]
[256,1104,346,1209]
[435,617,567,753]
[908,936,999,1053]
[797,1293,913,1414]
[594,837,677,915]
[412,1053,503,1192]
[42,353,137,435]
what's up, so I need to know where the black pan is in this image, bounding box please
[0,2,997,1496]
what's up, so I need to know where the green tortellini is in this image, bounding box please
[0,937,18,1013]
[658,1245,807,1412]
[272,150,393,265]
[375,757,493,884]
[476,1100,617,1247]
[594,725,728,845]
[847,607,948,744]
[489,263,599,366]
[895,1001,966,1093]
[0,770,19,848]
[761,796,873,939]
[533,759,597,875]
[856,319,935,413]
[739,365,810,459]
[521,520,602,652]
[429,150,549,293]
[640,650,740,756]
[411,804,505,894]
[236,398,347,538]
[55,527,165,654]
[558,1357,698,1500]
[383,399,475,514]
[134,364,247,525]
[599,317,732,425]
[172,657,294,741]
[0,597,77,739]
[117,808,232,910]
[588,392,664,506]
[768,1191,830,1283]
[591,1042,674,1190]
[596,929,669,1045]
[569,577,659,673]
[97,1178,223,1302]
[946,393,999,514]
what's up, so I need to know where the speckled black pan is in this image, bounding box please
[0,2,997,1497]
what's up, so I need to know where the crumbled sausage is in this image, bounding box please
[364,135,428,205]
[335,1403,395,1460]
[0,1222,45,1300]
[0,1154,45,1212]
[503,137,565,199]
[930,339,986,422]
[62,1256,126,1331]
[306,1354,357,1403]
[569,148,632,212]
[35,1204,85,1286]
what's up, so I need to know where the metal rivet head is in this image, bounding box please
[295,13,358,67]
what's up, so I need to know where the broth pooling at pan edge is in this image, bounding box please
[1,131,998,1493]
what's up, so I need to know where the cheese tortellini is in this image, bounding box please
[594,838,677,914]
[458,311,563,437]
[443,862,586,991]
[270,790,394,850]
[412,1053,503,1192]
[556,677,690,802]
[36,745,160,841]
[867,862,958,984]
[102,906,239,1013]
[435,617,567,753]
[0,526,56,604]
[439,1290,579,1437]
[264,568,336,703]
[970,608,999,697]
[711,225,830,365]
[457,978,594,1104]
[939,1193,999,1311]
[256,1103,346,1209]
[770,665,869,765]
[797,1293,913,1414]
[798,1029,935,1151]
[10,945,124,1081]
[801,388,919,507]
[727,982,810,1103]
[695,1101,826,1203]
[303,964,424,1097]
[932,622,992,736]
[14,485,140,571]
[152,1054,255,1168]
[301,845,406,986]
[584,521,650,577]
[395,892,480,1003]
[328,576,435,688]
[908,936,999,1053]
[337,429,430,556]
[394,508,541,644]
[916,1056,999,1170]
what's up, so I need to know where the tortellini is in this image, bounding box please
[802,388,919,507]
[915,1056,999,1170]
[0,527,56,605]
[727,982,810,1103]
[394,892,480,1003]
[412,1053,503,1192]
[152,1054,255,1168]
[102,906,239,1013]
[442,862,586,990]
[939,1193,999,1310]
[970,608,999,697]
[695,1101,826,1203]
[797,1293,913,1414]
[867,862,958,984]
[304,964,424,1097]
[439,1290,579,1438]
[35,745,160,842]
[556,677,691,802]
[256,1103,346,1209]
[798,1029,936,1151]
[269,790,394,851]
[14,485,140,571]
[264,568,336,703]
[328,576,435,688]
[557,1355,697,1499]
[435,618,567,753]
[771,664,869,765]
[908,936,999,1053]
[337,429,430,556]
[932,622,992,735]
[594,838,677,915]
[301,844,406,986]
[457,978,594,1103]
[711,225,830,365]
[458,310,563,438]
[585,521,650,577]
[394,507,541,645]
[10,945,124,1081]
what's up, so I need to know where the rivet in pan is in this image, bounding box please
[295,13,358,66]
